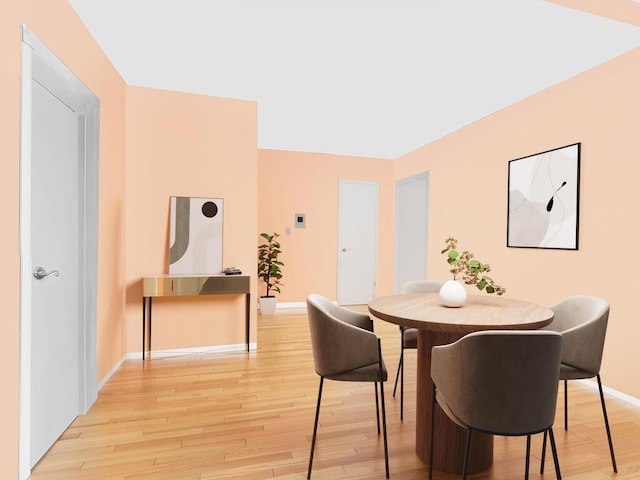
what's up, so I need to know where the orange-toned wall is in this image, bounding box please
[258,150,394,302]
[545,0,640,26]
[0,0,127,477]
[125,86,258,351]
[395,47,640,398]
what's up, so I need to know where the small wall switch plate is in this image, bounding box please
[295,213,306,228]
[285,227,291,235]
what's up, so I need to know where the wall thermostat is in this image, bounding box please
[295,213,306,228]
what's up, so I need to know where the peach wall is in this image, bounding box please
[258,150,394,302]
[395,47,640,398]
[125,86,258,351]
[0,0,127,477]
[545,0,640,27]
[0,3,22,477]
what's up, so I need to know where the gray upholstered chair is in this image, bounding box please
[393,280,443,420]
[539,295,617,473]
[306,294,389,479]
[429,331,563,480]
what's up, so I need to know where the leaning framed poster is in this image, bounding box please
[507,143,580,250]
[169,196,224,274]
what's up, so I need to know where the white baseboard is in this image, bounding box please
[258,300,339,312]
[257,301,307,313]
[126,342,257,360]
[275,301,306,309]
[96,343,256,391]
[577,378,640,408]
[98,354,126,390]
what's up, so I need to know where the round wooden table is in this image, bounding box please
[368,293,554,474]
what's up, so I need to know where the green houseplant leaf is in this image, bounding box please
[258,232,284,297]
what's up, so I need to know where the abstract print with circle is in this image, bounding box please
[169,196,224,274]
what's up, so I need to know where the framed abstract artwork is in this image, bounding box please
[507,143,580,250]
[169,196,224,274]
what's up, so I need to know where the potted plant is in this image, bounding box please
[439,237,506,307]
[257,232,284,315]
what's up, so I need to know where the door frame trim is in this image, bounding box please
[18,25,100,479]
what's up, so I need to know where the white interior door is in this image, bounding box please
[337,181,378,305]
[395,172,430,293]
[20,27,100,477]
[30,75,82,466]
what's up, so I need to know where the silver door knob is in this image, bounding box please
[342,247,350,252]
[33,266,60,280]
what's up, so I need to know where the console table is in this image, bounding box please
[142,274,251,360]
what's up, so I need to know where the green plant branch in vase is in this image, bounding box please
[441,237,506,296]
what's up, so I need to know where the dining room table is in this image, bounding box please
[368,292,554,474]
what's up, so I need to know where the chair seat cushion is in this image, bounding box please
[403,328,418,348]
[325,360,388,382]
[560,363,594,380]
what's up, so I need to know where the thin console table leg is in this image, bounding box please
[142,297,153,361]
[148,297,153,359]
[142,296,146,360]
[245,293,250,352]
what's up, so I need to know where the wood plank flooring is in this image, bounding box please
[30,307,640,479]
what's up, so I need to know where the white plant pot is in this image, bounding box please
[439,280,467,308]
[259,296,277,315]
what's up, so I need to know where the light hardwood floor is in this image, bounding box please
[31,308,640,479]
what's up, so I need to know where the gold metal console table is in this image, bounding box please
[142,274,251,360]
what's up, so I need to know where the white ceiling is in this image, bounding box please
[67,0,640,159]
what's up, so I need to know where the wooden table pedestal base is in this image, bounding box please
[415,330,493,474]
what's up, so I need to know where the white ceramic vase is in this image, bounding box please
[439,280,467,308]
[259,296,277,315]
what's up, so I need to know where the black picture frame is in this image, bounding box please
[507,143,580,250]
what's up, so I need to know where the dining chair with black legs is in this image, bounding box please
[429,330,563,480]
[306,294,389,479]
[393,280,443,420]
[540,295,617,474]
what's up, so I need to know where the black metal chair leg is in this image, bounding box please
[597,375,618,473]
[307,377,324,479]
[378,340,390,478]
[540,429,548,474]
[400,349,404,421]
[564,379,568,430]
[525,435,531,480]
[393,351,402,396]
[548,427,562,480]
[393,330,406,420]
[462,428,473,480]
[428,384,436,480]
[374,382,381,434]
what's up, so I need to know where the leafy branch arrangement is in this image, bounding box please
[258,232,284,297]
[441,237,506,295]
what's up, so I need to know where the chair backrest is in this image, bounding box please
[306,294,378,377]
[400,280,444,294]
[541,295,610,375]
[431,330,562,435]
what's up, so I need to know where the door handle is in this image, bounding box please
[342,247,350,252]
[33,266,60,280]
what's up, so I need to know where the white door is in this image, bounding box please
[337,181,378,305]
[30,75,82,467]
[20,27,100,477]
[395,172,430,293]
